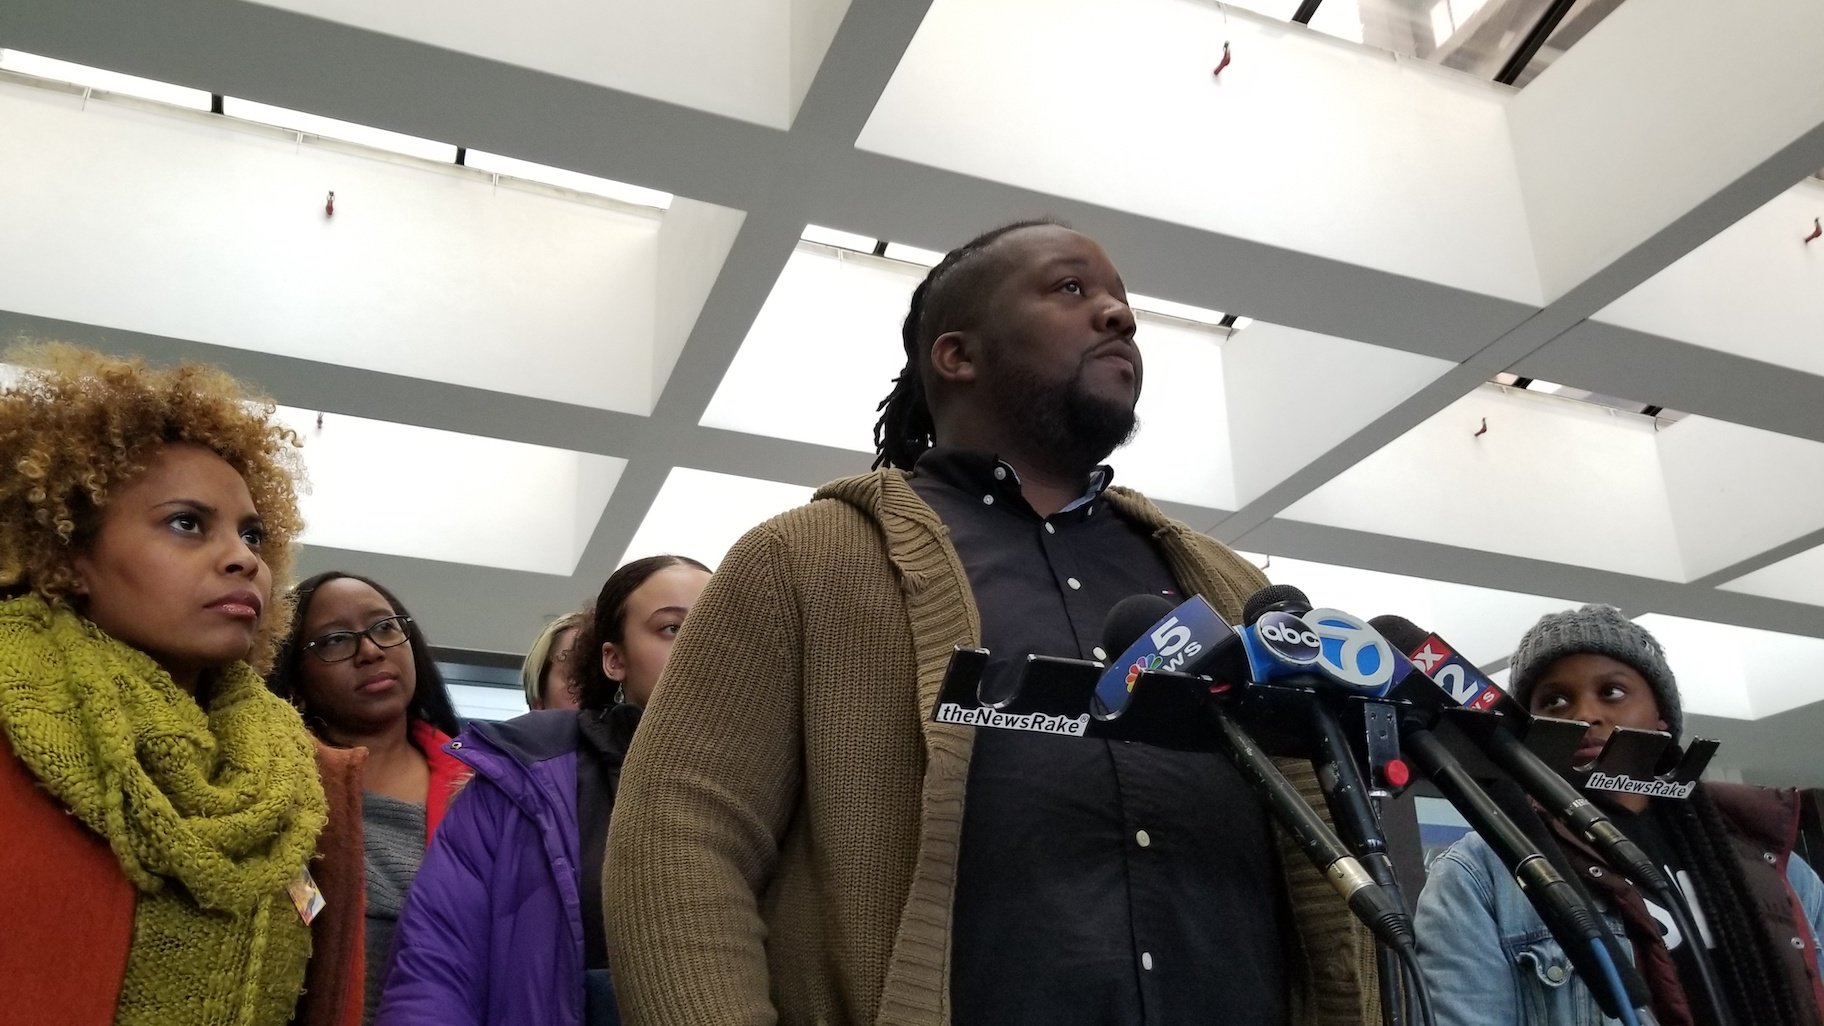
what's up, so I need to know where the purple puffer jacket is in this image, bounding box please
[374,709,608,1026]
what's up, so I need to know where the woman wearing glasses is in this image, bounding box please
[374,554,711,1026]
[267,571,467,1024]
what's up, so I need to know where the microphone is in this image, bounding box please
[1098,595,1414,954]
[1368,616,1670,897]
[1216,593,1636,1019]
[1093,593,1236,714]
[1239,585,1411,1026]
[1372,615,1731,1026]
[1233,587,1397,869]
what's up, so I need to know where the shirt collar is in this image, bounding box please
[911,446,1114,516]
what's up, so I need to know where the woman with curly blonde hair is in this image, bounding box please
[0,343,365,1026]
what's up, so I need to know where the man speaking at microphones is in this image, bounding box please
[603,222,1377,1026]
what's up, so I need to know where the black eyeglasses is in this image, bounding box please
[301,615,413,663]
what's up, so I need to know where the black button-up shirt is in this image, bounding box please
[909,448,1291,1026]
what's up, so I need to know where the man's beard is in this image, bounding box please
[991,359,1139,474]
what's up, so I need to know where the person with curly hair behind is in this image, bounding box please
[0,343,366,1026]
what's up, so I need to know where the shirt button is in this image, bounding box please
[1795,937,1809,950]
[1587,866,1603,879]
[1044,522,1056,535]
[1067,577,1081,590]
[1135,829,1151,848]
[1764,852,1778,864]
[981,494,994,506]
[993,466,1008,481]
[1544,965,1566,983]
[1140,952,1154,971]
[1093,646,1108,661]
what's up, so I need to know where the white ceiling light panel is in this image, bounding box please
[1592,178,1824,378]
[0,83,668,413]
[1279,387,1672,577]
[276,406,625,576]
[1632,613,1824,720]
[859,0,1539,301]
[1237,551,1582,670]
[1282,383,1824,581]
[702,246,919,455]
[221,97,456,162]
[620,467,815,571]
[462,149,672,209]
[237,0,850,129]
[1720,543,1824,607]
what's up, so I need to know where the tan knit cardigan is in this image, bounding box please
[603,469,1378,1025]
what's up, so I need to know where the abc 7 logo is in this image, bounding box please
[1256,611,1321,662]
[1256,609,1396,691]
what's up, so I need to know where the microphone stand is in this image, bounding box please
[1308,698,1408,1026]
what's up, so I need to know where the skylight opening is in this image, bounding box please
[1492,373,1688,425]
[462,149,672,210]
[3,51,670,212]
[0,49,210,110]
[796,230,1247,333]
[221,97,456,163]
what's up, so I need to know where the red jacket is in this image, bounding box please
[0,734,368,1026]
[413,718,467,838]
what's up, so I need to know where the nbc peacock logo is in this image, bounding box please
[1124,654,1163,692]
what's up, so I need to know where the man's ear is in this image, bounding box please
[929,330,978,386]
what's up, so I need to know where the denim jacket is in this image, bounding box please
[1415,822,1824,1026]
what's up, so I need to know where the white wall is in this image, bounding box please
[790,0,852,123]
[859,0,1540,302]
[1656,416,1824,579]
[1281,385,1685,579]
[1722,543,1824,607]
[273,406,626,575]
[1595,179,1824,377]
[621,467,813,570]
[703,246,917,453]
[1223,322,1450,506]
[1508,0,1824,299]
[655,199,746,401]
[243,0,800,127]
[0,81,666,412]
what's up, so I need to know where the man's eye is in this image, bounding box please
[1060,279,1084,295]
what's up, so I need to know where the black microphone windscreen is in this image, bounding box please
[1368,614,1428,653]
[1102,594,1177,655]
[1243,583,1309,625]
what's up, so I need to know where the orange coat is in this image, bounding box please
[0,734,368,1026]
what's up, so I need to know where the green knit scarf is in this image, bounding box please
[0,594,328,1026]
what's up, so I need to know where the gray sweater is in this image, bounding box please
[361,791,426,1023]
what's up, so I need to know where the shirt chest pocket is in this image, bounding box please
[1512,935,1610,1026]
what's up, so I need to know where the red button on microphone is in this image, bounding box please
[1384,759,1412,789]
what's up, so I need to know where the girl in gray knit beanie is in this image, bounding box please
[1507,604,1681,745]
[1414,604,1824,1026]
